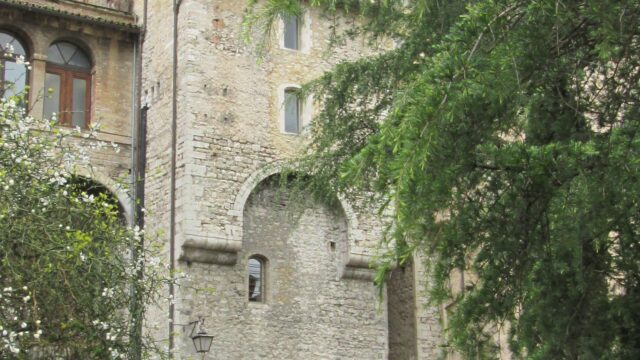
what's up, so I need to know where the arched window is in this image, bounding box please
[284,87,301,134]
[44,41,92,128]
[0,31,29,99]
[248,255,266,302]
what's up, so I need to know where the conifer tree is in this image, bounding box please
[247,1,640,358]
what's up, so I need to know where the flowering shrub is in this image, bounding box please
[0,92,166,359]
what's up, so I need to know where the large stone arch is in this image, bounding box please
[180,162,380,277]
[228,162,359,238]
[227,162,375,279]
[222,167,387,358]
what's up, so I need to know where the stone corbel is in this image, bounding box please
[341,252,398,281]
[179,234,241,266]
[341,253,377,281]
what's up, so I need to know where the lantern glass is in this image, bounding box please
[192,331,214,353]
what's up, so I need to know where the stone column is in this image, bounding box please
[29,53,46,119]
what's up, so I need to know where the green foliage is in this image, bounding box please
[0,95,165,359]
[246,0,640,358]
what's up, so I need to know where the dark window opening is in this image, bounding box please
[248,256,265,302]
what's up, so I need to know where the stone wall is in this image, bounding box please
[414,254,445,359]
[388,261,418,360]
[139,0,442,358]
[177,179,387,359]
[137,0,175,346]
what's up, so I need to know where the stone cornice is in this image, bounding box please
[0,0,140,33]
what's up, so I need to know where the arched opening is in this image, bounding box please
[0,30,29,99]
[248,255,267,302]
[230,174,386,357]
[68,176,127,225]
[283,87,302,134]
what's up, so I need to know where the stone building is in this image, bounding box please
[0,0,442,358]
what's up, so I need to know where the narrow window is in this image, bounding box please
[284,88,300,134]
[248,256,265,302]
[283,15,299,50]
[0,31,29,99]
[44,41,92,128]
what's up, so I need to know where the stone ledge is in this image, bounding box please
[179,244,237,266]
[179,234,242,265]
[341,253,376,281]
[0,0,140,32]
[180,237,386,282]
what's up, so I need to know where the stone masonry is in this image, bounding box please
[1,0,444,358]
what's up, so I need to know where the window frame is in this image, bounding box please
[280,84,312,135]
[283,15,300,50]
[0,30,29,99]
[248,255,267,303]
[283,87,301,134]
[44,41,92,129]
[279,11,311,53]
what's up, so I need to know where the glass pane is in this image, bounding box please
[2,60,27,98]
[284,90,299,133]
[0,32,25,56]
[47,44,65,65]
[72,78,87,128]
[57,42,77,64]
[284,15,299,50]
[43,72,61,122]
[68,50,91,69]
[248,258,262,301]
[0,32,12,52]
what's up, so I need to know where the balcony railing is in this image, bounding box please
[71,0,132,12]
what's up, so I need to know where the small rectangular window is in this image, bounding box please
[284,89,300,134]
[283,15,299,50]
[248,257,264,302]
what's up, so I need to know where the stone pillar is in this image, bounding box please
[29,53,46,118]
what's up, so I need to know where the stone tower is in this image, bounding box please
[139,1,442,358]
[0,0,442,358]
